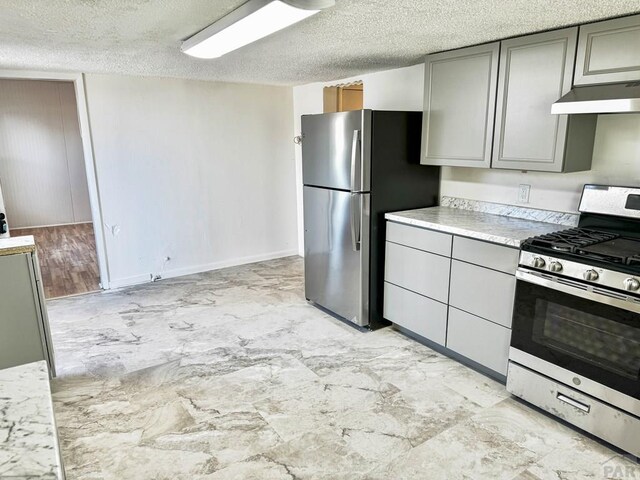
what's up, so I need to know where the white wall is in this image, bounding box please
[440,115,640,212]
[292,64,425,254]
[0,79,92,228]
[84,74,297,288]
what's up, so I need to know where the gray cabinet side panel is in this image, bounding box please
[0,253,46,369]
[30,251,55,375]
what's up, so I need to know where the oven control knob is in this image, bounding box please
[583,269,599,281]
[623,277,640,292]
[549,261,563,273]
[531,257,546,269]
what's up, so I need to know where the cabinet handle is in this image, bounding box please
[556,392,591,413]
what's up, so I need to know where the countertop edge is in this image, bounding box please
[0,361,65,480]
[385,214,521,247]
[0,235,37,257]
[0,245,37,256]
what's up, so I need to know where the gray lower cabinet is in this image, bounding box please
[452,236,518,274]
[0,252,55,375]
[384,222,518,378]
[421,43,500,168]
[386,221,452,257]
[447,307,511,376]
[575,14,640,85]
[492,28,597,173]
[449,260,515,328]
[384,241,450,304]
[383,282,447,346]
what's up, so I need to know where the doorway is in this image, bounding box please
[323,82,363,113]
[0,78,101,298]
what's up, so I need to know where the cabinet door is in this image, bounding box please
[384,241,450,303]
[449,259,516,328]
[447,307,511,376]
[492,28,579,172]
[421,43,499,168]
[384,282,447,346]
[575,14,640,85]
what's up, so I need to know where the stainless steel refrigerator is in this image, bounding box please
[301,109,440,329]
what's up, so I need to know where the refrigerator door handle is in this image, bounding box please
[350,193,361,251]
[350,129,361,193]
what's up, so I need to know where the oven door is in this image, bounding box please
[511,268,640,402]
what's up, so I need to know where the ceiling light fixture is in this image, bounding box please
[181,0,334,59]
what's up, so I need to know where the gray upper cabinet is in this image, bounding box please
[421,43,499,168]
[575,14,640,85]
[492,28,596,172]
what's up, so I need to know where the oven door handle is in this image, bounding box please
[516,268,640,315]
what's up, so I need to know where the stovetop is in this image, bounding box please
[522,227,640,276]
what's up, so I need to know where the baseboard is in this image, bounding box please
[10,221,93,231]
[108,249,299,290]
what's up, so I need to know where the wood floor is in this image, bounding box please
[12,223,100,299]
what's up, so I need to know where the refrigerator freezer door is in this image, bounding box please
[303,186,370,326]
[301,110,371,192]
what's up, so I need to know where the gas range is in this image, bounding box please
[519,189,640,296]
[507,184,640,458]
[520,229,640,296]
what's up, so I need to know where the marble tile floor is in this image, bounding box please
[47,256,638,479]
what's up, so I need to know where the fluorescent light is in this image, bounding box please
[182,0,333,59]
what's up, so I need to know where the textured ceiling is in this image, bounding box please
[1,1,640,86]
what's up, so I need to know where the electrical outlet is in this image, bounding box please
[518,184,531,204]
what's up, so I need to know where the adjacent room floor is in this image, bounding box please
[48,256,638,479]
[13,223,100,298]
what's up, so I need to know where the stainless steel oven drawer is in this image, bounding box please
[507,361,640,457]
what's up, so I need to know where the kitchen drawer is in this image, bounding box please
[507,362,640,457]
[385,241,450,303]
[384,282,447,346]
[386,221,452,257]
[449,259,515,327]
[452,236,518,274]
[447,307,511,376]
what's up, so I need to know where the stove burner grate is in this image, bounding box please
[526,228,619,253]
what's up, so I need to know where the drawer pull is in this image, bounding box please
[557,392,591,413]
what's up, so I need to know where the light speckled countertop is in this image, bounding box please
[386,206,565,247]
[0,361,64,479]
[0,235,36,256]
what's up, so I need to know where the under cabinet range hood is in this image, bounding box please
[551,82,640,114]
